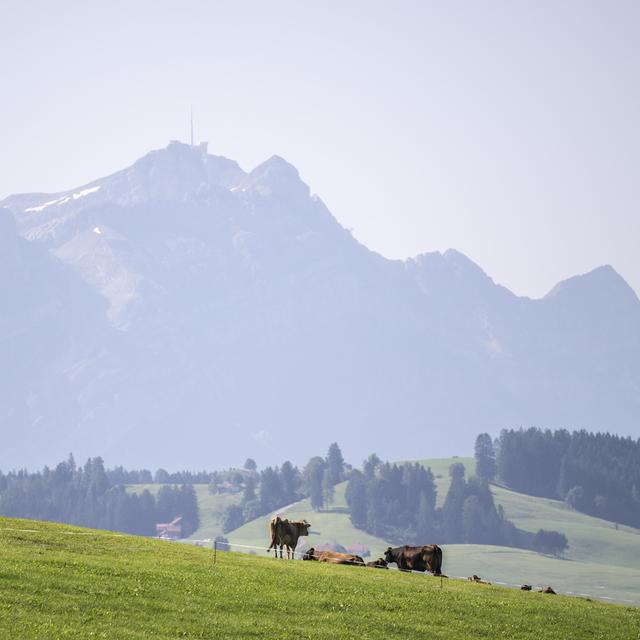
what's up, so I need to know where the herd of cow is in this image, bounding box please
[265,516,558,594]
[267,516,443,575]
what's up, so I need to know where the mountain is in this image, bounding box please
[1,141,639,470]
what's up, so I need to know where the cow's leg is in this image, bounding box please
[279,544,283,559]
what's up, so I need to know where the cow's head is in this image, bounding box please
[383,547,394,563]
[302,548,316,561]
[300,520,311,536]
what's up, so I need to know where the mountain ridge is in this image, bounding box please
[1,142,639,470]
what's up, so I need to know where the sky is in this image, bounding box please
[1,0,639,298]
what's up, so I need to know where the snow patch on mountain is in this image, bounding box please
[25,186,101,212]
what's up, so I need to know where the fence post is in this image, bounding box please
[214,539,217,565]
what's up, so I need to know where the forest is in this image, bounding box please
[220,443,346,532]
[493,428,640,528]
[0,456,199,537]
[4,429,631,549]
[344,454,567,555]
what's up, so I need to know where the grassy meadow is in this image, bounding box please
[0,517,638,640]
[220,457,640,605]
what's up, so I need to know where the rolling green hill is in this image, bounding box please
[126,483,242,541]
[219,458,640,605]
[0,517,637,639]
[125,458,640,605]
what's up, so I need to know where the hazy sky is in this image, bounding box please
[2,0,639,297]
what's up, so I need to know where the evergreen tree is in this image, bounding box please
[326,443,345,485]
[441,463,467,543]
[474,433,496,481]
[303,457,327,511]
[259,467,283,513]
[345,470,367,529]
[244,458,257,472]
[322,468,335,509]
[221,504,244,533]
[363,454,381,479]
[461,494,483,543]
[532,529,568,556]
[155,469,170,484]
[415,493,436,541]
[179,484,200,536]
[280,461,300,503]
[243,475,257,503]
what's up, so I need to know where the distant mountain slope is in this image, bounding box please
[1,142,639,469]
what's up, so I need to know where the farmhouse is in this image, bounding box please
[156,516,183,539]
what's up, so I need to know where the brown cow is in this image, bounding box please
[538,586,556,594]
[302,548,365,565]
[267,517,310,559]
[383,545,443,575]
[468,574,491,585]
[366,558,389,569]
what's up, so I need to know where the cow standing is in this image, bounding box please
[267,517,310,559]
[383,544,443,575]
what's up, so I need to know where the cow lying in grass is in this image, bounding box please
[366,558,388,569]
[383,545,443,575]
[468,574,491,585]
[302,548,365,566]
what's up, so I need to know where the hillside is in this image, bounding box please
[216,458,640,605]
[2,142,640,471]
[126,483,242,541]
[0,517,638,639]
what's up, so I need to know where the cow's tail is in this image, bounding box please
[267,516,280,551]
[433,545,443,575]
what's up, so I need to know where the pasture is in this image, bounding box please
[223,457,640,604]
[0,517,638,639]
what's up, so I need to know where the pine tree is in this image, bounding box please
[259,467,283,512]
[326,443,345,485]
[474,433,496,481]
[345,470,367,529]
[322,468,335,509]
[243,458,257,472]
[243,475,257,503]
[441,463,467,543]
[221,505,244,533]
[415,493,436,542]
[280,461,300,503]
[303,457,326,511]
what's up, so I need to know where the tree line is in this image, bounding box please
[0,455,200,537]
[489,427,640,528]
[221,443,346,533]
[345,454,568,556]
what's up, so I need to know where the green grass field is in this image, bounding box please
[1,517,638,639]
[125,458,640,605]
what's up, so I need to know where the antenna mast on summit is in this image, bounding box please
[190,105,194,146]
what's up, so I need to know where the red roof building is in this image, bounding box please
[156,516,183,539]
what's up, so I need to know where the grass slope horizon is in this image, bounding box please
[1,517,638,639]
